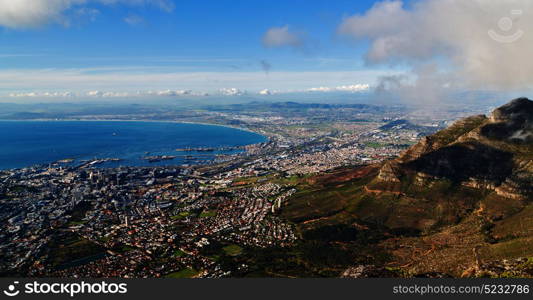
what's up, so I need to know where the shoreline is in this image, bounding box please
[0,118,270,142]
[0,119,270,171]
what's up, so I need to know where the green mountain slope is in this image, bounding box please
[279,98,533,277]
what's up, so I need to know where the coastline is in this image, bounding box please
[0,118,270,142]
[0,120,269,170]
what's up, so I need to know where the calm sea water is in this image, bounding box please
[0,121,267,170]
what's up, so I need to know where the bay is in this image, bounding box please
[0,121,267,170]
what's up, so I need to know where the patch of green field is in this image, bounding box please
[208,255,221,262]
[11,185,38,193]
[481,193,524,221]
[165,268,199,278]
[67,220,87,226]
[282,181,363,222]
[173,249,186,257]
[230,174,277,186]
[45,233,106,269]
[199,210,217,218]
[98,236,111,243]
[116,245,136,253]
[493,204,533,240]
[365,142,387,148]
[485,237,533,261]
[222,244,243,256]
[171,211,192,220]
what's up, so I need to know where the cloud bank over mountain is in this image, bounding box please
[339,0,533,102]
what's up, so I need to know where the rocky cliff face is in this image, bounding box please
[485,98,533,143]
[279,98,533,278]
[376,98,533,201]
[398,115,488,163]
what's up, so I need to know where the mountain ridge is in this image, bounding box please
[280,98,533,277]
[376,98,532,201]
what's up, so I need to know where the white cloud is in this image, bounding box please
[9,91,75,97]
[338,0,533,94]
[0,0,81,28]
[306,84,370,93]
[123,14,145,26]
[100,0,174,12]
[85,89,201,97]
[256,85,370,95]
[144,89,192,96]
[7,89,205,99]
[306,87,333,92]
[87,90,104,97]
[87,90,133,97]
[0,68,391,99]
[258,89,273,95]
[335,84,371,92]
[262,25,304,49]
[0,0,174,29]
[4,84,371,99]
[219,88,246,96]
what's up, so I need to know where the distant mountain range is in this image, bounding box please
[379,119,442,136]
[280,98,533,277]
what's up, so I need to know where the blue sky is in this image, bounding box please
[1,0,528,101]
[0,0,406,99]
[2,0,377,70]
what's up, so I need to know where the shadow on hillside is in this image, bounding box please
[405,142,514,183]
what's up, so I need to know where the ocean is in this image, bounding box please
[0,121,267,170]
